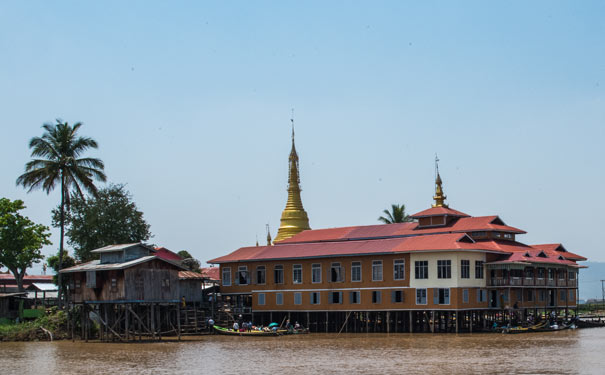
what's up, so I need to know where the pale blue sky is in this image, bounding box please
[1,0,604,285]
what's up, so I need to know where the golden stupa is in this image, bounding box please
[273,121,311,243]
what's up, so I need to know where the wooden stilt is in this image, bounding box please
[177,303,182,340]
[409,311,413,333]
[387,311,391,334]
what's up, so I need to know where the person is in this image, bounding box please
[247,321,252,332]
[208,318,215,333]
[181,296,186,308]
[233,321,239,331]
[286,319,293,333]
[294,321,301,330]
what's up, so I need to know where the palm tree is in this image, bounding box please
[378,204,413,224]
[16,120,106,305]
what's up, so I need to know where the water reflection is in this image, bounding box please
[1,329,604,375]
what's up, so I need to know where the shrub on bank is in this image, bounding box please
[0,308,70,341]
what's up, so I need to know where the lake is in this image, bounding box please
[1,329,604,374]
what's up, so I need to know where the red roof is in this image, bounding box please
[531,244,587,261]
[200,267,220,281]
[0,274,54,282]
[209,233,511,263]
[277,215,525,244]
[411,206,470,218]
[155,247,183,261]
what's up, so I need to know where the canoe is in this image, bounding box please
[213,325,280,336]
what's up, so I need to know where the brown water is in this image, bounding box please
[1,329,604,374]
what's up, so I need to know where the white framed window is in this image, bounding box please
[568,271,576,280]
[330,262,344,282]
[312,264,321,283]
[274,265,284,284]
[256,266,266,284]
[310,291,321,305]
[569,289,575,300]
[293,264,302,284]
[475,261,484,279]
[276,292,283,305]
[258,293,266,305]
[463,289,469,303]
[222,267,231,286]
[416,288,427,305]
[437,260,451,279]
[415,261,428,279]
[461,260,470,279]
[351,261,362,282]
[349,291,360,304]
[237,266,249,285]
[294,292,302,305]
[394,259,405,280]
[477,289,487,303]
[372,290,382,303]
[433,288,450,305]
[372,260,383,281]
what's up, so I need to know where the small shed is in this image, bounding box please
[27,283,58,307]
[0,292,27,320]
[178,271,205,303]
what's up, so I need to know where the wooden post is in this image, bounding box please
[177,303,182,341]
[366,312,369,333]
[455,312,459,333]
[157,305,162,341]
[194,302,198,334]
[431,311,435,333]
[409,311,413,333]
[325,311,329,333]
[125,305,130,341]
[387,311,390,334]
[151,303,156,340]
[306,311,310,331]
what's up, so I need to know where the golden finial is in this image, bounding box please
[432,154,448,208]
[266,224,272,246]
[274,113,311,243]
[255,235,259,247]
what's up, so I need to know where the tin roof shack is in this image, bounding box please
[0,292,27,321]
[61,243,186,304]
[178,271,205,303]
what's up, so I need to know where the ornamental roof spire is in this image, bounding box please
[432,154,448,208]
[274,115,311,243]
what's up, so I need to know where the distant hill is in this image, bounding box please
[579,261,605,300]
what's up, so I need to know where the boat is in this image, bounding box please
[213,325,281,336]
[575,319,605,329]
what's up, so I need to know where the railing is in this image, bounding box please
[535,278,546,286]
[547,279,556,287]
[524,278,534,286]
[567,279,577,287]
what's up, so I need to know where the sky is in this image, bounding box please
[1,1,604,283]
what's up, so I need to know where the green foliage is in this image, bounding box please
[177,250,201,272]
[52,184,151,262]
[47,252,76,288]
[0,198,51,291]
[0,307,70,341]
[378,203,414,224]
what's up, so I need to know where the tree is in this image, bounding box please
[0,198,52,291]
[52,184,152,262]
[16,120,106,302]
[177,250,201,272]
[378,204,413,224]
[47,251,76,290]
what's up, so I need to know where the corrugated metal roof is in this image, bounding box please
[91,243,155,253]
[411,206,470,218]
[178,271,205,280]
[200,267,220,281]
[60,255,187,273]
[30,283,57,291]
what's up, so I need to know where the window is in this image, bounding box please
[477,289,487,303]
[222,267,231,286]
[416,288,427,305]
[527,289,534,302]
[415,261,428,279]
[568,271,576,280]
[75,279,81,289]
[560,290,566,301]
[349,291,360,304]
[558,270,565,280]
[492,232,501,238]
[537,268,545,279]
[471,231,487,238]
[569,289,575,300]
[258,293,266,305]
[237,266,249,285]
[525,268,534,278]
[463,289,469,303]
[434,288,450,305]
[256,266,266,284]
[461,260,470,279]
[110,278,118,292]
[503,233,513,239]
[276,292,283,305]
[312,264,321,283]
[329,291,343,304]
[516,289,522,302]
[391,290,404,303]
[475,261,484,279]
[437,260,451,279]
[372,261,383,281]
[502,290,509,302]
[539,290,546,302]
[394,259,405,280]
[161,278,170,288]
[351,261,362,282]
[293,264,302,284]
[274,265,284,284]
[548,268,555,280]
[330,263,344,282]
[86,271,97,288]
[310,292,321,305]
[294,292,302,305]
[372,290,382,304]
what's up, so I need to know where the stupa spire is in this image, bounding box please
[274,115,311,243]
[432,154,448,208]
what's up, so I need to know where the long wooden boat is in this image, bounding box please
[575,319,605,329]
[213,325,280,336]
[503,321,571,334]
